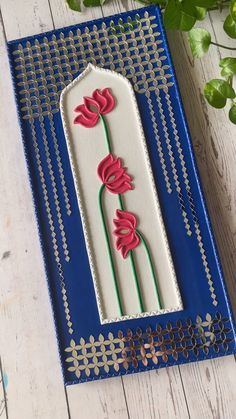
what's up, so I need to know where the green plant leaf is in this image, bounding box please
[164,0,196,31]
[83,0,106,5]
[229,104,236,123]
[224,14,236,38]
[230,0,236,22]
[204,79,236,108]
[191,0,216,6]
[188,28,211,57]
[66,0,81,11]
[195,6,207,20]
[219,57,236,76]
[137,0,167,4]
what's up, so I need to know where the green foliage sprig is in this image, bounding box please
[66,0,236,124]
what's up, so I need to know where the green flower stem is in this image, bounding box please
[100,114,111,153]
[137,230,162,310]
[129,250,144,312]
[118,194,144,312]
[100,114,144,313]
[99,184,123,316]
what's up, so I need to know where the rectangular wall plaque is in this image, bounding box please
[8,6,236,384]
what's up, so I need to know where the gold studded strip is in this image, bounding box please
[65,312,232,379]
[24,40,70,262]
[139,13,216,305]
[14,44,73,333]
[164,90,217,305]
[146,92,172,193]
[48,114,71,216]
[139,17,192,235]
[28,117,73,334]
[155,87,193,236]
[124,18,174,198]
[35,36,72,216]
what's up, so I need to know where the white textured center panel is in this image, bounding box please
[60,65,182,323]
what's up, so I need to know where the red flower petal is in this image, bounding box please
[84,96,100,113]
[74,88,115,128]
[107,175,132,192]
[74,113,99,128]
[97,154,114,183]
[121,246,128,259]
[108,182,132,194]
[123,233,140,257]
[103,158,121,182]
[115,210,137,229]
[92,89,108,113]
[101,88,115,114]
[73,104,99,127]
[114,227,131,238]
[118,233,140,258]
[113,218,133,230]
[97,154,132,194]
[74,104,95,117]
[106,168,125,184]
[116,233,136,250]
[113,210,140,258]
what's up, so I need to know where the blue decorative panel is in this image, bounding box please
[7,6,236,384]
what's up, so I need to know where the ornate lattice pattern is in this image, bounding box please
[13,14,173,120]
[65,312,233,379]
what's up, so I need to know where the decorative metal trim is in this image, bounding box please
[65,312,233,379]
[13,14,173,121]
[28,118,73,334]
[38,114,70,262]
[163,90,217,305]
[133,18,192,234]
[16,41,71,259]
[48,113,72,216]
[146,91,172,193]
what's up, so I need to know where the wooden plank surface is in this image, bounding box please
[0,3,69,418]
[0,1,235,418]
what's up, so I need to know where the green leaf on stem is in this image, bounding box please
[195,6,207,20]
[204,79,236,108]
[224,14,236,38]
[229,103,236,123]
[66,0,81,11]
[164,0,196,31]
[220,57,236,76]
[188,28,211,57]
[230,0,236,22]
[191,0,216,6]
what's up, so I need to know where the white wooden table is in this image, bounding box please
[0,1,236,418]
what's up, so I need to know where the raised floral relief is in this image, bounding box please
[74,88,115,127]
[97,154,133,194]
[74,88,162,315]
[113,210,140,259]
